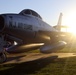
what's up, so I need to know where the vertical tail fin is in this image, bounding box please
[54,13,63,31]
[57,13,63,26]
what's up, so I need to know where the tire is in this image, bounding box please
[0,52,7,63]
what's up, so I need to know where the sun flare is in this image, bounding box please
[62,11,76,35]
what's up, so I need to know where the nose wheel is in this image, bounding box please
[0,52,7,63]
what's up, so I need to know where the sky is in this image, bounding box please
[0,0,76,27]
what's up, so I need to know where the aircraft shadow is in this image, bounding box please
[6,55,26,62]
[0,55,58,75]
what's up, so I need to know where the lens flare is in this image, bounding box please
[62,11,76,35]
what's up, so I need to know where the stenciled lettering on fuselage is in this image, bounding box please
[9,21,33,31]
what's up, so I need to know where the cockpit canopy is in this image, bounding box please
[19,9,42,19]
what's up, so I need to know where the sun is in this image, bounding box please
[62,11,76,35]
[67,27,76,35]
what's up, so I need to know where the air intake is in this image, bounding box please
[0,15,5,31]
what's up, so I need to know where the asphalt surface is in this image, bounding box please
[3,52,76,64]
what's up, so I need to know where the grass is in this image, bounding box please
[0,43,76,75]
[1,54,76,75]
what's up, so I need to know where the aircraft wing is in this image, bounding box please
[39,30,72,36]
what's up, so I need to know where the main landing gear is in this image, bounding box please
[0,52,7,63]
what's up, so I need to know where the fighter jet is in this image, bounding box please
[0,9,66,63]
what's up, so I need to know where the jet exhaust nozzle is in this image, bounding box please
[0,15,5,32]
[40,41,67,53]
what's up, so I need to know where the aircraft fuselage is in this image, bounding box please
[0,14,57,44]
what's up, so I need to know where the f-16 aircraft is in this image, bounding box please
[0,9,66,63]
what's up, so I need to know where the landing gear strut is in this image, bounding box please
[0,52,7,63]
